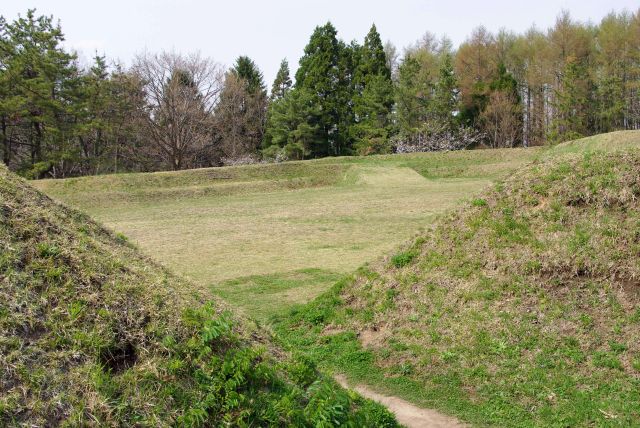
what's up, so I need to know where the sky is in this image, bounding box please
[3,0,638,85]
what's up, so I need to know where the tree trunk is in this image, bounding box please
[33,121,43,164]
[1,115,9,165]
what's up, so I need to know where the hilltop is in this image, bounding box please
[277,131,640,426]
[0,164,395,426]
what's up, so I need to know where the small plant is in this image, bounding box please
[201,311,234,343]
[579,313,594,329]
[569,226,591,253]
[45,267,63,282]
[609,341,628,354]
[385,289,399,300]
[400,363,414,376]
[593,351,623,370]
[390,250,417,268]
[441,350,458,363]
[304,306,331,325]
[472,198,488,207]
[524,260,542,274]
[37,242,60,258]
[68,301,85,321]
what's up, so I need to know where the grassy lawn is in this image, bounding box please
[34,147,538,320]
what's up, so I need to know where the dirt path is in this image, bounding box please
[335,375,466,428]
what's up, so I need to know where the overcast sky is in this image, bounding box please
[4,1,638,85]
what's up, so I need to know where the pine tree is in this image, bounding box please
[270,59,292,101]
[262,88,320,160]
[0,9,81,177]
[76,55,111,171]
[356,24,390,80]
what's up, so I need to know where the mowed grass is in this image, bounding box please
[34,148,539,320]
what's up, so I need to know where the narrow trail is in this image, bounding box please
[335,375,466,428]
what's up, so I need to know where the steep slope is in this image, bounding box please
[278,138,640,426]
[0,165,396,426]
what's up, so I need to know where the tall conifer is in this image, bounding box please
[270,59,292,101]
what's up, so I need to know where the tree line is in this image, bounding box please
[1,9,639,178]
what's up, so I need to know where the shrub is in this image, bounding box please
[392,120,484,153]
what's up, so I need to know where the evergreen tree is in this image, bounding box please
[0,9,82,177]
[355,24,390,80]
[294,22,354,157]
[351,24,394,154]
[429,52,459,128]
[551,57,592,141]
[231,56,266,95]
[490,62,519,97]
[262,88,320,160]
[270,59,292,101]
[76,55,111,171]
[395,55,430,132]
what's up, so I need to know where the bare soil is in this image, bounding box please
[335,375,466,428]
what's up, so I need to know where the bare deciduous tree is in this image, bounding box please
[214,73,267,163]
[480,90,523,148]
[133,51,223,170]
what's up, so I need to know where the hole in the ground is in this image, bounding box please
[99,341,137,373]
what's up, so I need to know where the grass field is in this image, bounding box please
[275,131,640,427]
[34,147,538,320]
[28,131,640,426]
[0,163,396,427]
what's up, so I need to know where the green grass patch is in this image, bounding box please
[212,269,343,321]
[390,250,418,268]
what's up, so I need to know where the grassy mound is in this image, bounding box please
[277,145,640,426]
[0,165,397,426]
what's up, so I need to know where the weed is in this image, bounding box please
[37,242,60,258]
[593,352,623,370]
[609,341,628,354]
[390,250,418,268]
